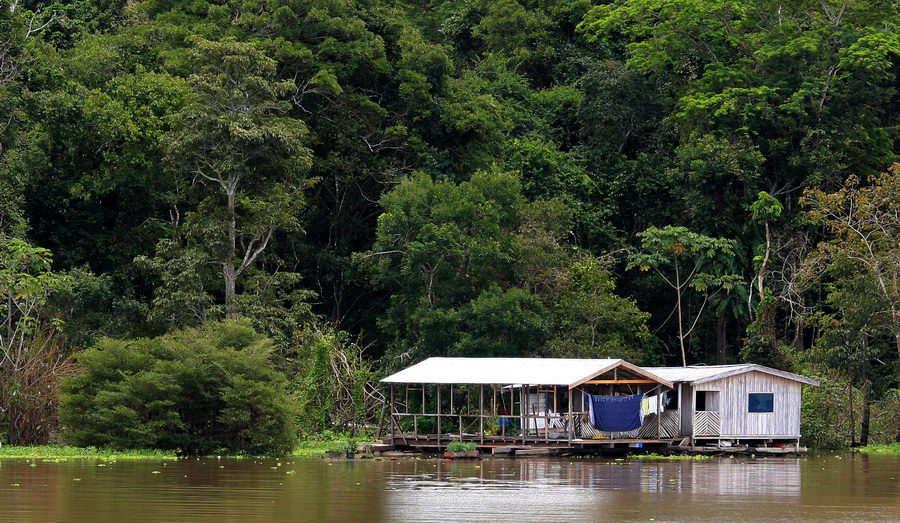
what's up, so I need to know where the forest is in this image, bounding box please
[0,0,897,453]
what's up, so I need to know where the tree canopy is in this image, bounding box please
[0,0,898,447]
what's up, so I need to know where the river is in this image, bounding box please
[2,453,898,521]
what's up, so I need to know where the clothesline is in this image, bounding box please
[584,390,670,432]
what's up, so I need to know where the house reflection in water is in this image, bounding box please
[384,458,804,521]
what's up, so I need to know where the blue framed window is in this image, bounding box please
[748,393,774,413]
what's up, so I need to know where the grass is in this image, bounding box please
[856,443,900,455]
[631,453,712,460]
[292,438,353,457]
[0,445,177,460]
[1,434,367,460]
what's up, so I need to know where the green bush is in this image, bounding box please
[60,320,297,455]
[446,441,477,453]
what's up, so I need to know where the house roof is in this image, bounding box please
[381,357,673,388]
[642,364,820,386]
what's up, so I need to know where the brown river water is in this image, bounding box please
[1,453,898,522]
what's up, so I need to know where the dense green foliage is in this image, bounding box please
[0,0,898,448]
[446,440,477,453]
[60,321,297,455]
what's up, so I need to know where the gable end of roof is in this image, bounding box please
[691,365,820,386]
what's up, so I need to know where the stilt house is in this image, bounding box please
[381,358,819,453]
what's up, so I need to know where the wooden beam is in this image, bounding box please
[582,379,657,384]
[437,384,441,448]
[479,384,484,445]
[390,383,395,440]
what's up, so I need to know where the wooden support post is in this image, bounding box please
[656,388,662,438]
[450,384,454,415]
[691,386,697,446]
[492,385,497,416]
[677,383,682,436]
[437,384,442,448]
[479,384,484,445]
[520,386,526,444]
[390,383,395,440]
[553,385,558,417]
[568,387,574,444]
[458,399,463,441]
[545,395,549,444]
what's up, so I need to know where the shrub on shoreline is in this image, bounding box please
[60,320,297,455]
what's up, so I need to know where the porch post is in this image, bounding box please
[520,386,526,444]
[437,384,442,448]
[390,383,395,441]
[656,388,661,438]
[567,386,574,445]
[677,383,682,436]
[479,384,484,445]
[691,387,697,446]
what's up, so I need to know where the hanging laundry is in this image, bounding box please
[641,394,665,418]
[584,394,643,432]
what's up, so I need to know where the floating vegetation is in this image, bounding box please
[856,443,900,455]
[0,446,177,460]
[631,453,712,460]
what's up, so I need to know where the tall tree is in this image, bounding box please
[628,226,740,366]
[802,167,900,360]
[162,37,313,317]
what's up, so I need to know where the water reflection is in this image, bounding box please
[1,454,898,522]
[384,457,803,495]
[384,455,898,522]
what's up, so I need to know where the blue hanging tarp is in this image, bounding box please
[585,394,643,432]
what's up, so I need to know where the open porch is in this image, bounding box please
[382,358,679,452]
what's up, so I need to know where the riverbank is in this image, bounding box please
[0,445,177,460]
[856,443,900,455]
[0,438,356,460]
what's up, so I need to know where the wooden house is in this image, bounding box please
[643,364,820,447]
[380,358,818,454]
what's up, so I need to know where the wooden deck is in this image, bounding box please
[390,433,678,452]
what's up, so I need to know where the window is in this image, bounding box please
[695,391,718,411]
[748,393,774,413]
[664,389,679,410]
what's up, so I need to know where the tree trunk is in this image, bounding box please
[848,383,856,446]
[716,313,727,364]
[792,315,804,350]
[224,263,237,318]
[676,262,686,366]
[225,179,238,318]
[860,384,871,447]
[757,222,770,300]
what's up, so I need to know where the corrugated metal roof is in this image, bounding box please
[643,364,820,386]
[380,358,816,387]
[381,357,668,386]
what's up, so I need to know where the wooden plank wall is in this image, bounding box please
[680,384,693,436]
[696,371,802,437]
